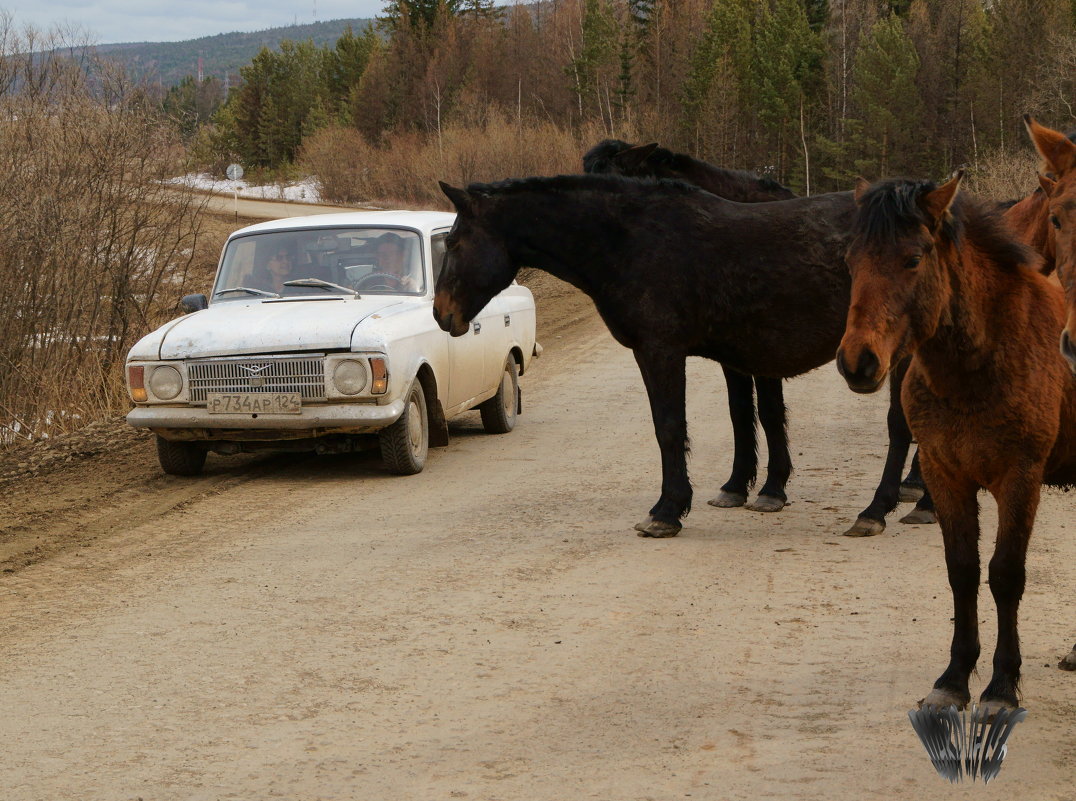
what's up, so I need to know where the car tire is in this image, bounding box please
[479,356,519,434]
[380,380,429,475]
[156,435,207,476]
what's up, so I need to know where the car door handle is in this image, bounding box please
[504,314,511,327]
[472,321,481,334]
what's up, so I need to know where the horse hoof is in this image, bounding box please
[636,518,682,538]
[844,517,885,537]
[977,698,1018,720]
[1059,648,1076,671]
[745,495,785,513]
[899,484,925,503]
[900,509,937,525]
[707,491,747,508]
[919,688,968,710]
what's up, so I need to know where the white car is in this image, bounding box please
[125,210,538,476]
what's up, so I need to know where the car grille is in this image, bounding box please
[187,356,327,402]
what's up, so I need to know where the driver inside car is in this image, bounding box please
[374,233,421,291]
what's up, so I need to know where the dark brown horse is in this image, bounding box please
[1018,117,1076,671]
[583,139,934,535]
[583,140,796,514]
[433,174,854,537]
[837,173,1076,710]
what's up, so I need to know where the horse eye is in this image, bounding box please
[905,255,921,270]
[1051,215,1062,230]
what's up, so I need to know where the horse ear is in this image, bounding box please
[921,170,963,225]
[439,181,474,216]
[1038,172,1058,196]
[853,176,871,203]
[1024,114,1076,177]
[615,142,659,171]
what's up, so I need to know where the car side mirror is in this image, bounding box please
[180,293,208,313]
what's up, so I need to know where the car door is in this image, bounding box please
[432,230,490,410]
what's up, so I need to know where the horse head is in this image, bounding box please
[433,181,517,337]
[1024,116,1076,372]
[582,139,667,179]
[836,174,963,393]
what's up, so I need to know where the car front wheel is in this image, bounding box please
[479,356,519,434]
[156,435,207,476]
[380,380,429,475]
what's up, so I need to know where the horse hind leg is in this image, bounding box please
[745,375,790,513]
[1059,643,1076,671]
[897,449,939,525]
[846,361,913,536]
[708,366,756,509]
[633,350,691,538]
[900,449,926,501]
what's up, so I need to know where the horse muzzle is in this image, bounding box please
[836,345,886,394]
[432,296,469,337]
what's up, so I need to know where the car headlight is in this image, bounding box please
[332,359,368,395]
[149,365,183,400]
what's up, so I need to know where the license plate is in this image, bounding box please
[206,392,302,415]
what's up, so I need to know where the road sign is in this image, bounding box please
[226,163,244,181]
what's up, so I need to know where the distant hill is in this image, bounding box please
[94,18,375,88]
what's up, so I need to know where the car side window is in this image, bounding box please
[431,232,448,284]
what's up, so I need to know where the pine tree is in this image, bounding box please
[679,0,752,160]
[849,14,923,177]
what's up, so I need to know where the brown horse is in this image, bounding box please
[1020,117,1076,671]
[836,172,1076,710]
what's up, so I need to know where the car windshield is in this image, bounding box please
[212,227,426,301]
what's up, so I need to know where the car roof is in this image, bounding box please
[229,210,457,239]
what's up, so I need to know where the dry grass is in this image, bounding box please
[301,105,620,207]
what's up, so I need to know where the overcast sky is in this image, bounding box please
[3,1,388,44]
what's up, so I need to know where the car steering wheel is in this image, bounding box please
[356,272,404,291]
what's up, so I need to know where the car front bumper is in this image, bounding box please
[127,399,405,440]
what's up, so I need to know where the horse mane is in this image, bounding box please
[464,172,705,199]
[854,177,1035,273]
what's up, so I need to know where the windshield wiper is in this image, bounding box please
[283,278,360,296]
[213,286,279,298]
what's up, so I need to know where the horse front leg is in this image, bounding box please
[746,375,790,512]
[708,365,756,509]
[846,359,914,536]
[981,466,1042,711]
[1060,644,1076,671]
[920,456,981,710]
[633,349,690,538]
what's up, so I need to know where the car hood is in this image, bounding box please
[155,296,407,359]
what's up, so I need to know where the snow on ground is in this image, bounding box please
[167,174,323,204]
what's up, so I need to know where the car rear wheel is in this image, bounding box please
[380,380,428,475]
[156,435,207,476]
[479,356,519,434]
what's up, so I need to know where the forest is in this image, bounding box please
[173,0,1076,202]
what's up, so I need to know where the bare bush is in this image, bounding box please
[966,146,1040,203]
[0,19,209,443]
[300,105,617,207]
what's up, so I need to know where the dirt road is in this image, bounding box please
[1,276,1073,800]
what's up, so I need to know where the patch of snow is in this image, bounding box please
[167,173,323,204]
